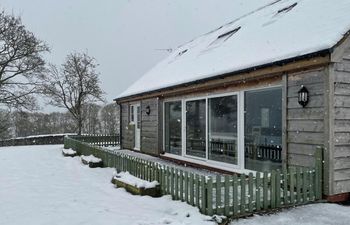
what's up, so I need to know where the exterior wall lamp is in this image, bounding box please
[146,106,151,115]
[298,85,309,107]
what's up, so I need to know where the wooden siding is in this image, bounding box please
[121,103,134,149]
[332,43,350,194]
[141,98,160,155]
[286,68,327,168]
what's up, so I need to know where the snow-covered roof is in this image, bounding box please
[117,0,350,99]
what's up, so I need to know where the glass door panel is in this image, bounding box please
[244,87,282,171]
[186,99,206,158]
[164,101,182,155]
[208,95,238,165]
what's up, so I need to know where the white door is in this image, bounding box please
[134,104,141,150]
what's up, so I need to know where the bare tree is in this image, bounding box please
[0,11,49,110]
[82,103,101,134]
[11,110,76,137]
[13,111,32,137]
[100,103,119,135]
[0,109,12,139]
[41,52,105,135]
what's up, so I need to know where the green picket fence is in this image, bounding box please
[64,136,323,218]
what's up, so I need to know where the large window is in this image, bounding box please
[163,87,283,172]
[164,101,182,155]
[244,88,282,171]
[186,99,206,158]
[208,95,238,165]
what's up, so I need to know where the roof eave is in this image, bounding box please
[114,49,331,103]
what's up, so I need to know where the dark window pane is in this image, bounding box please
[186,99,206,158]
[130,105,134,122]
[164,101,182,155]
[244,87,282,172]
[208,95,238,165]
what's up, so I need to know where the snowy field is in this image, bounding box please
[0,145,214,225]
[1,145,350,225]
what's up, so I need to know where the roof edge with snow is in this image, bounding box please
[115,0,350,102]
[114,48,331,102]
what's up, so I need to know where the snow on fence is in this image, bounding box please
[0,134,67,147]
[0,134,120,147]
[68,134,120,146]
[64,135,323,218]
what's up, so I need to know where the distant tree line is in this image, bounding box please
[0,103,119,140]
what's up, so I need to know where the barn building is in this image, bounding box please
[114,0,350,200]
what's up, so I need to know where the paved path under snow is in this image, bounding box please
[0,145,214,225]
[230,202,350,225]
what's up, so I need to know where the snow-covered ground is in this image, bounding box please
[0,145,214,225]
[1,145,350,225]
[231,203,350,225]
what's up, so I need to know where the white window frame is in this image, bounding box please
[163,99,183,155]
[206,91,243,170]
[162,85,282,173]
[129,105,135,124]
[183,96,208,162]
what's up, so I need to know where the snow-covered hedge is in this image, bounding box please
[0,134,72,147]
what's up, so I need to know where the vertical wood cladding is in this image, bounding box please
[286,68,326,168]
[332,43,350,194]
[141,98,160,155]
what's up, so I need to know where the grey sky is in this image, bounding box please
[0,0,271,111]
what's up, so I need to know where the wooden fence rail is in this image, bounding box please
[64,135,323,218]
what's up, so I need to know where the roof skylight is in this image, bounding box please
[277,2,297,14]
[209,26,241,47]
[178,49,188,56]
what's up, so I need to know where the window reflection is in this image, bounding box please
[208,95,238,165]
[164,101,182,155]
[244,88,282,171]
[186,99,206,158]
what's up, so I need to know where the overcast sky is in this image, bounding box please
[1,0,271,111]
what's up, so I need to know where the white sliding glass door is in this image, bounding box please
[244,87,282,171]
[164,101,182,155]
[185,99,206,158]
[208,95,238,165]
[163,86,282,172]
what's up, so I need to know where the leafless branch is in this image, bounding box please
[41,52,105,134]
[0,10,49,110]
